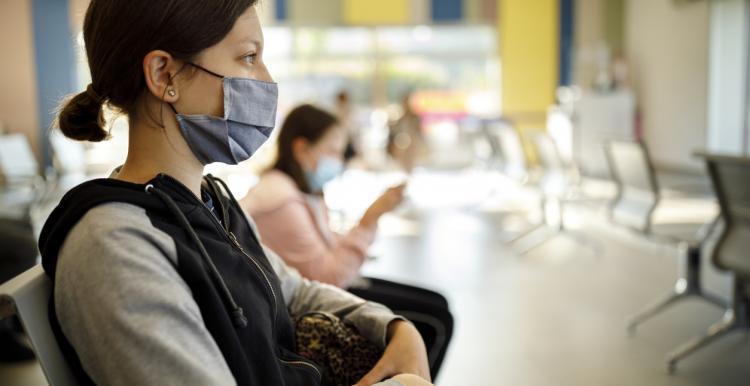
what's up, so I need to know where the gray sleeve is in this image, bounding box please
[245,214,404,347]
[55,203,236,386]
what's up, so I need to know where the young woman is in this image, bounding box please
[241,105,453,379]
[40,1,432,385]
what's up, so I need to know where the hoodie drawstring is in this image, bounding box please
[204,175,231,230]
[145,184,248,329]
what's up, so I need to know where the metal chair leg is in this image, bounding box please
[516,228,602,257]
[664,282,749,374]
[506,196,548,245]
[626,243,727,335]
[512,197,602,257]
[627,288,689,335]
[665,309,739,374]
[506,222,546,244]
[515,228,556,255]
[564,229,604,257]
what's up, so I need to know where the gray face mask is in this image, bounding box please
[170,63,278,165]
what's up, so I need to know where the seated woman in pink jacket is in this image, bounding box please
[242,104,453,379]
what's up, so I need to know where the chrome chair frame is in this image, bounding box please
[605,141,725,337]
[664,153,750,373]
[507,132,601,256]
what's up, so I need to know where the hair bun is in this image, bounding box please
[57,87,109,142]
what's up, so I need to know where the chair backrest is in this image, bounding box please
[532,132,565,173]
[531,132,570,196]
[703,154,750,277]
[0,134,39,184]
[49,130,87,177]
[488,124,528,182]
[0,265,79,386]
[605,140,660,233]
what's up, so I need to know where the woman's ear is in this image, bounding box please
[292,137,314,171]
[142,50,182,104]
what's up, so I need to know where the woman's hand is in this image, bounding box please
[354,320,430,386]
[360,184,407,228]
[391,374,434,386]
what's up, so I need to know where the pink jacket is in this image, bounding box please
[241,170,376,288]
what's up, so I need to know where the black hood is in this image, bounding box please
[39,175,202,279]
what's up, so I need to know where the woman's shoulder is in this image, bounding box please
[58,202,178,275]
[259,169,299,189]
[242,169,305,215]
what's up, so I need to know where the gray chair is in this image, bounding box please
[605,140,724,334]
[49,130,88,191]
[0,134,49,221]
[487,123,530,184]
[0,265,79,385]
[665,153,750,373]
[506,132,600,255]
[0,134,40,187]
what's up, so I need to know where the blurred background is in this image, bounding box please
[1,0,749,385]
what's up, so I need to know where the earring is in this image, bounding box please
[167,89,176,97]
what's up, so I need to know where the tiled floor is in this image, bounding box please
[2,170,748,386]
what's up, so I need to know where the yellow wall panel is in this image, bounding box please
[343,0,410,25]
[499,0,559,117]
[499,0,559,162]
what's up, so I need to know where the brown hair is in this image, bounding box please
[272,104,339,194]
[57,0,258,142]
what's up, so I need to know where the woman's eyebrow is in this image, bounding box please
[238,36,262,48]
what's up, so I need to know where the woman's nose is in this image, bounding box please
[258,62,274,83]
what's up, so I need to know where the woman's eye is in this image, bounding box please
[242,54,257,65]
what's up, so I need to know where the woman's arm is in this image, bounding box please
[266,244,431,384]
[243,205,431,384]
[254,198,374,287]
[55,203,236,386]
[266,241,398,346]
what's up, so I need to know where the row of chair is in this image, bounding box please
[608,142,749,373]
[0,132,90,385]
[479,122,599,256]
[0,132,88,222]
[479,122,749,373]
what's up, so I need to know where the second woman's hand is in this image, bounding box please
[354,320,431,386]
[360,183,407,228]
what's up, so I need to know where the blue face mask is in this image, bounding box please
[305,156,344,193]
[171,63,278,165]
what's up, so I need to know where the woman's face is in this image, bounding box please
[172,6,271,118]
[296,125,347,172]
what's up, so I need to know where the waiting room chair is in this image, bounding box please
[486,122,530,184]
[0,265,79,386]
[0,134,40,186]
[49,130,88,191]
[0,134,50,221]
[665,153,750,373]
[605,140,724,335]
[506,132,600,255]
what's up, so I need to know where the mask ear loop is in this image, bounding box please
[186,62,226,79]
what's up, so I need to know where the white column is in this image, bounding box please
[707,0,750,155]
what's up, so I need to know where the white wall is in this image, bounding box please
[707,0,749,155]
[0,0,40,157]
[624,0,710,171]
[573,0,606,88]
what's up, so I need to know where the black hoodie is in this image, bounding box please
[39,174,325,385]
